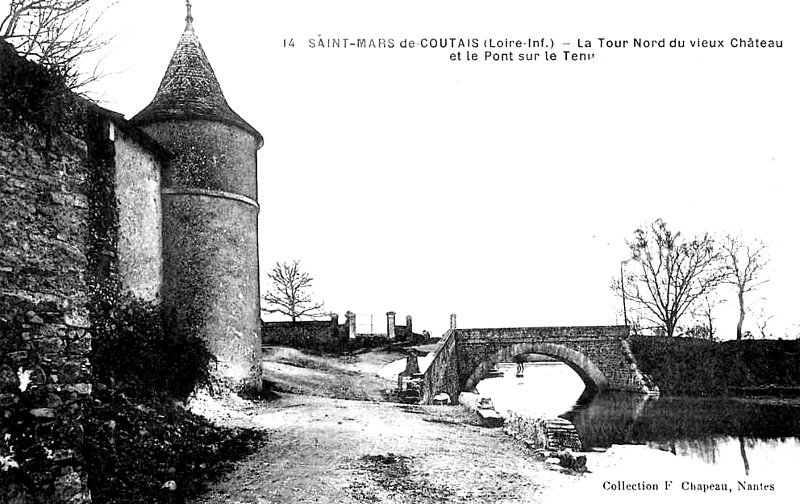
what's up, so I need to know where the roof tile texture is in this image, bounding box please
[131,23,263,147]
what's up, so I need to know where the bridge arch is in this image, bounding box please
[463,342,610,400]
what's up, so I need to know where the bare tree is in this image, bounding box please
[751,305,774,339]
[612,219,725,338]
[261,260,325,322]
[720,235,769,340]
[687,295,725,340]
[1,0,118,90]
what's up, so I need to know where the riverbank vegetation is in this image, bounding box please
[630,336,800,396]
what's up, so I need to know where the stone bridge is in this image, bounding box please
[420,322,658,404]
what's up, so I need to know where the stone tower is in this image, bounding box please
[131,3,263,390]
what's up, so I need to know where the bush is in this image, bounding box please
[84,374,267,504]
[630,336,800,396]
[85,291,266,503]
[0,40,84,135]
[91,290,215,399]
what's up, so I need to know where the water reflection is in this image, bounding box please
[476,361,800,477]
[561,392,653,448]
[476,362,585,417]
[570,393,800,449]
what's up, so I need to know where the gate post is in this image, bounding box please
[387,311,396,339]
[346,311,356,339]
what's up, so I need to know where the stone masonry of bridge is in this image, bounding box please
[420,321,658,404]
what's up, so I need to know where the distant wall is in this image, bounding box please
[344,312,426,342]
[261,314,428,351]
[395,324,412,339]
[262,315,342,347]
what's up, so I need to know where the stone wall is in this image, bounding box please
[0,45,99,499]
[394,324,411,339]
[459,392,583,452]
[393,324,427,343]
[419,328,459,404]
[262,315,342,347]
[503,412,583,452]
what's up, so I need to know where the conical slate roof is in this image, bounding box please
[131,14,263,148]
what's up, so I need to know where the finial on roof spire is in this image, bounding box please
[185,0,194,30]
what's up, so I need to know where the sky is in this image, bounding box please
[6,0,797,339]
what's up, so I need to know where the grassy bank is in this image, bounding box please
[260,345,406,401]
[629,336,800,396]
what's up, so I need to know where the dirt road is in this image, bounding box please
[188,391,571,504]
[184,346,575,503]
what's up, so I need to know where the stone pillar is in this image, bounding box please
[406,315,413,335]
[450,313,457,330]
[387,311,396,339]
[404,354,421,375]
[346,311,356,339]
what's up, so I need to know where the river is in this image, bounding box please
[475,362,800,484]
